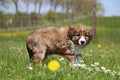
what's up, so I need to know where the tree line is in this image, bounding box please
[0,0,103,28]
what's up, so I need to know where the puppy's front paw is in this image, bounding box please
[74,55,82,64]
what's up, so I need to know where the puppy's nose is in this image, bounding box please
[78,36,86,45]
[81,41,85,45]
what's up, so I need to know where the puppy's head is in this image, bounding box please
[68,25,93,48]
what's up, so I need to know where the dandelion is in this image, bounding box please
[48,60,60,72]
[97,44,102,48]
[85,53,91,57]
[0,30,30,37]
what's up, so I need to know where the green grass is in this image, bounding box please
[0,17,120,80]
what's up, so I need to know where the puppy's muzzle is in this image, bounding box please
[81,41,85,45]
[79,36,86,45]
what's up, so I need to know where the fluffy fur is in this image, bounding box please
[26,25,93,65]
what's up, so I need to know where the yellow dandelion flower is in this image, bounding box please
[48,60,60,72]
[97,44,102,48]
[85,53,91,57]
[118,50,120,53]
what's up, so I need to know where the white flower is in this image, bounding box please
[101,66,106,70]
[43,64,47,67]
[117,72,120,76]
[28,66,33,70]
[111,72,115,75]
[71,63,86,69]
[27,64,33,70]
[90,49,93,52]
[91,64,96,67]
[72,64,81,67]
[60,69,64,71]
[101,67,112,73]
[80,60,84,63]
[112,71,117,74]
[59,58,64,61]
[104,69,111,73]
[70,61,120,76]
[105,69,111,73]
[95,67,101,72]
[87,68,92,71]
[94,62,99,66]
[80,64,86,69]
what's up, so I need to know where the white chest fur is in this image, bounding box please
[74,45,82,55]
[67,40,82,55]
[67,40,82,64]
[73,45,82,64]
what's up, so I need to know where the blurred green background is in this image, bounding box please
[0,0,120,80]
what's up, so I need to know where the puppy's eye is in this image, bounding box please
[85,33,89,37]
[75,33,80,36]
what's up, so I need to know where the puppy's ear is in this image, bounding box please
[68,26,74,40]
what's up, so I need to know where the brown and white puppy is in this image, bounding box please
[26,25,93,67]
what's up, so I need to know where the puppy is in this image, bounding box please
[26,25,93,66]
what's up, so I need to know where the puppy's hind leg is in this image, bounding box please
[26,46,34,70]
[64,55,75,64]
[33,46,47,67]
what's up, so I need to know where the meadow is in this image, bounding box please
[0,17,120,80]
